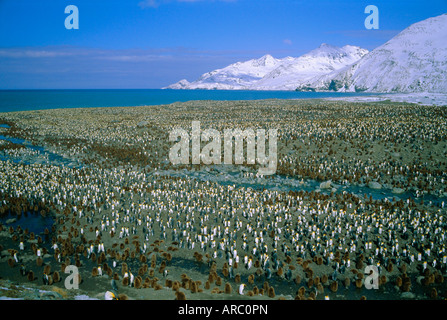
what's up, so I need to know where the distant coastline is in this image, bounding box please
[0,89,383,113]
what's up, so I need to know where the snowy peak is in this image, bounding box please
[220,54,282,77]
[251,54,278,67]
[302,44,368,63]
[299,13,447,93]
[167,79,191,89]
[165,44,368,90]
[251,44,368,90]
[392,13,446,44]
[306,43,346,56]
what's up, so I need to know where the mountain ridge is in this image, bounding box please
[297,13,447,93]
[166,13,447,93]
[165,44,369,90]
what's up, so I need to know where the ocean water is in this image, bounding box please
[0,89,381,113]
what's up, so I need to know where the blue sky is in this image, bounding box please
[0,0,446,89]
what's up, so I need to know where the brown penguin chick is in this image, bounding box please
[268,287,275,298]
[307,278,314,288]
[317,283,324,294]
[356,260,364,270]
[344,277,351,288]
[294,294,304,300]
[52,271,60,283]
[207,272,216,283]
[27,270,35,281]
[297,286,306,298]
[248,274,254,284]
[118,294,129,300]
[253,286,259,295]
[430,288,438,299]
[171,280,180,291]
[190,281,198,293]
[306,268,314,279]
[210,287,221,294]
[302,260,309,270]
[386,263,393,273]
[276,267,283,277]
[330,280,338,293]
[400,264,407,274]
[121,262,128,275]
[379,275,387,286]
[234,274,241,284]
[154,281,163,291]
[395,276,403,287]
[138,266,146,277]
[317,256,323,265]
[402,278,411,292]
[43,264,51,275]
[142,277,151,288]
[122,276,129,286]
[7,258,15,268]
[134,276,142,289]
[175,291,186,300]
[355,279,363,289]
[76,273,82,285]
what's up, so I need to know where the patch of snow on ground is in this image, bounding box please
[323,92,447,106]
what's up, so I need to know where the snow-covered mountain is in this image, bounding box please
[298,13,447,93]
[165,44,368,90]
[166,54,286,90]
[251,44,368,90]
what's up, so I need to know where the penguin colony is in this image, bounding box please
[0,99,446,300]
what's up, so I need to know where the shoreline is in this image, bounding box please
[1,91,446,115]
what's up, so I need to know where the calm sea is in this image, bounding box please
[0,89,380,113]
